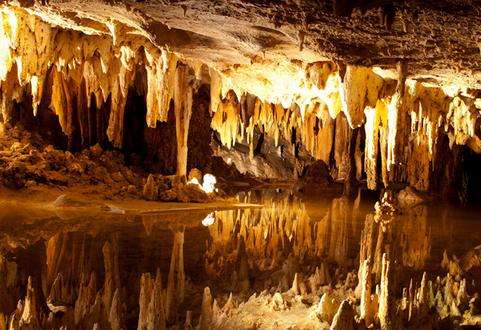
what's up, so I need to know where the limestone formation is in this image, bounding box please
[0,3,479,200]
[317,290,341,324]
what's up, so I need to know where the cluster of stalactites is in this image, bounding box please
[210,61,481,192]
[0,4,184,147]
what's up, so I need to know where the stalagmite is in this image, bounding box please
[223,293,236,314]
[143,174,159,201]
[291,273,300,296]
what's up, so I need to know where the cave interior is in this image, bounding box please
[1,0,481,329]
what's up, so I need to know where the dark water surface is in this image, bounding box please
[1,189,481,328]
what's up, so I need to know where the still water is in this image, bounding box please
[1,189,480,328]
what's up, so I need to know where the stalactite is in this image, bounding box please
[364,101,384,190]
[211,91,242,149]
[0,2,480,195]
[341,66,384,128]
[209,68,222,114]
[145,48,176,127]
[0,5,191,152]
[174,64,194,177]
[344,126,360,196]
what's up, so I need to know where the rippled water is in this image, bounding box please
[1,189,481,328]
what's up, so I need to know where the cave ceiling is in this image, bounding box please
[17,0,481,91]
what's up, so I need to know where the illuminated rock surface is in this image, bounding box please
[0,1,479,201]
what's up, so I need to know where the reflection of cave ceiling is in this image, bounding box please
[24,0,481,89]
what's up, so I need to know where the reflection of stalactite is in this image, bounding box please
[206,193,365,283]
[138,271,166,330]
[315,195,362,266]
[165,229,185,324]
[359,201,431,282]
[102,236,121,314]
[74,272,97,326]
[378,253,395,330]
[355,196,438,327]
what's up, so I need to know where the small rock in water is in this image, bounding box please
[397,186,426,208]
[102,204,125,214]
[52,194,90,208]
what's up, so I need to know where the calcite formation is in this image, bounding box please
[0,2,479,196]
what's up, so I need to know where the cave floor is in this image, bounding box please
[0,184,263,216]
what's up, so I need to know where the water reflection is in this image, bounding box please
[0,191,480,328]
